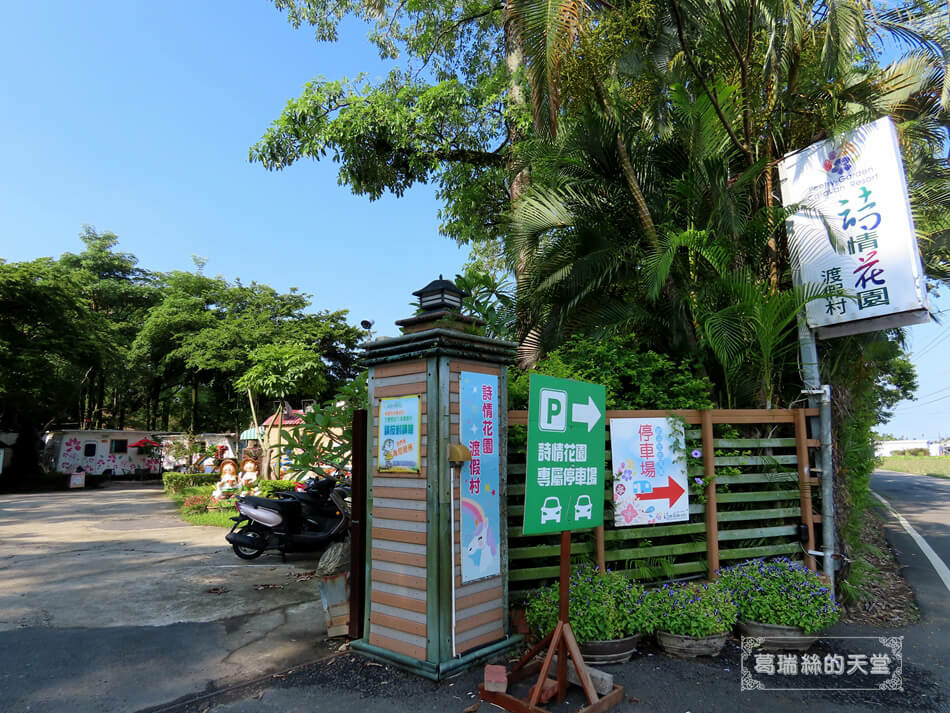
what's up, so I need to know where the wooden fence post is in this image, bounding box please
[794,408,817,571]
[701,410,719,578]
[595,525,606,573]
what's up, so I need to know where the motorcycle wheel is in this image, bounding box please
[232,525,266,560]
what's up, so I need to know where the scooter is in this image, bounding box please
[225,476,350,560]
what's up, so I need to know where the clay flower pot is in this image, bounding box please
[737,620,818,651]
[510,608,531,635]
[579,634,641,664]
[657,630,729,657]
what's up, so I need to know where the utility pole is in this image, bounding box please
[797,314,837,592]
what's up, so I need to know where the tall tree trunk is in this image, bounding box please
[505,20,542,369]
[84,374,95,429]
[765,139,779,292]
[96,372,105,429]
[78,385,86,430]
[593,79,658,249]
[191,377,199,433]
[151,380,162,431]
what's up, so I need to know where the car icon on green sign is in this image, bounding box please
[540,496,562,524]
[574,494,593,520]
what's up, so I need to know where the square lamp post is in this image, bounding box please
[351,276,519,679]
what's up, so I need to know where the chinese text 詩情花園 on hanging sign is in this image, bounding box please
[778,117,929,337]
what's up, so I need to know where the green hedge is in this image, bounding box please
[162,473,299,496]
[258,480,297,495]
[162,472,220,493]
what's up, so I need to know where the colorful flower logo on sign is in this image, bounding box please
[823,142,857,175]
[621,502,639,524]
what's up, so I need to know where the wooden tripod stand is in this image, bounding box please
[478,532,624,713]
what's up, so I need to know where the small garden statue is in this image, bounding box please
[212,459,240,500]
[240,457,260,489]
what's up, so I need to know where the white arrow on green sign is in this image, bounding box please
[523,374,606,535]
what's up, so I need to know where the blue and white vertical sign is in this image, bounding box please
[610,417,688,527]
[459,371,501,583]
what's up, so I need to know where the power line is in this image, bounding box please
[913,327,950,359]
[911,384,950,401]
[892,392,950,411]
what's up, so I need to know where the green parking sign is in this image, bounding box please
[523,374,606,535]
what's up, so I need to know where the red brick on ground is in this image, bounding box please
[483,664,508,693]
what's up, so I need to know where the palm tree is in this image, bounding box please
[504,0,947,405]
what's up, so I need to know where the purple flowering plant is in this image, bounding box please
[641,580,738,638]
[716,557,839,634]
[524,563,653,643]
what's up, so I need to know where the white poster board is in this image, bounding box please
[610,418,688,527]
[377,395,421,473]
[778,117,929,338]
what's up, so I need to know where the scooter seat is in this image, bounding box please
[240,495,297,512]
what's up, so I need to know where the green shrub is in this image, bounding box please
[717,558,839,634]
[509,334,714,411]
[257,479,298,496]
[907,448,929,457]
[180,485,216,497]
[641,580,737,637]
[162,472,220,493]
[525,563,651,643]
[211,498,237,512]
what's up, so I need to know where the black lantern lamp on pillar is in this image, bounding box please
[415,275,466,312]
[396,275,483,334]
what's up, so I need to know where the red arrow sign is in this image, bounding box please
[639,478,685,507]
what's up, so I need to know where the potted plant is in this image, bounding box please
[717,557,839,650]
[525,563,653,663]
[643,580,738,657]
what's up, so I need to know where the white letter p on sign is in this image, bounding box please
[539,389,567,432]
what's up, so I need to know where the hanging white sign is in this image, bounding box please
[778,117,929,338]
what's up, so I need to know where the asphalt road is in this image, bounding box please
[871,469,950,595]
[0,482,332,713]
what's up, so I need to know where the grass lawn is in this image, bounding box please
[167,485,239,528]
[879,455,950,479]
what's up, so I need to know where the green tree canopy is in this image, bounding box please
[0,259,104,472]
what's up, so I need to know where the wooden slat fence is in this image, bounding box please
[506,408,821,600]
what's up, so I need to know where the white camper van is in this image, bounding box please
[43,430,162,476]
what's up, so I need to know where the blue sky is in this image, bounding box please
[0,1,467,335]
[0,2,945,439]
